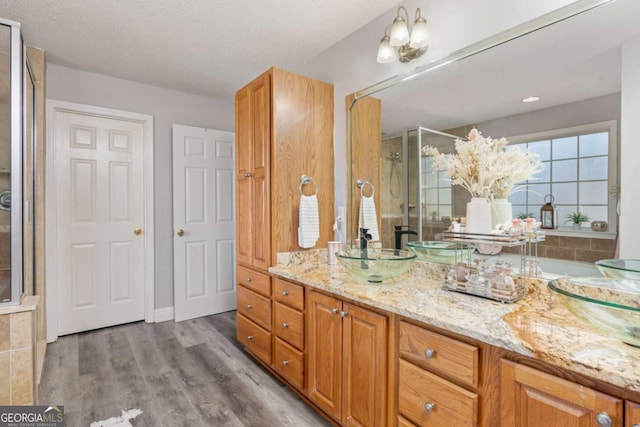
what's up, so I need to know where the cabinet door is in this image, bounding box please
[250,74,271,270]
[235,85,253,265]
[501,360,623,427]
[307,291,343,420]
[627,401,640,427]
[342,303,388,427]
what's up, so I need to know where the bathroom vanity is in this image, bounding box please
[234,250,640,427]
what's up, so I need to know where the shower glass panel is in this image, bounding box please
[381,127,462,248]
[0,18,27,306]
[0,23,12,302]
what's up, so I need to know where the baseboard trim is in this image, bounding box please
[154,307,174,322]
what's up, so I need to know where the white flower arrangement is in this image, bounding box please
[422,128,543,199]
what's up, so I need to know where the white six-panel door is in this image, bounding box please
[172,125,236,322]
[55,110,146,335]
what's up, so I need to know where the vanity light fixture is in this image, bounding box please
[377,6,430,64]
[522,96,541,103]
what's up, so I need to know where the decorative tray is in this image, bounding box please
[442,230,545,246]
[442,261,525,303]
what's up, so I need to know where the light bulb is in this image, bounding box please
[377,35,397,63]
[389,15,410,46]
[410,16,430,48]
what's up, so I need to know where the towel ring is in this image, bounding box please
[357,179,375,197]
[299,175,318,195]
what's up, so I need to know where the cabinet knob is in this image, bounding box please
[246,304,253,310]
[331,308,339,314]
[282,322,289,328]
[244,172,253,178]
[282,360,289,366]
[245,277,252,282]
[595,412,612,427]
[424,402,436,413]
[340,310,347,318]
[281,290,289,296]
[247,335,254,341]
[424,348,436,358]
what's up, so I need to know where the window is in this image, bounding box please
[507,121,617,229]
[422,156,453,220]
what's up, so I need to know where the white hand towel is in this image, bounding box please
[298,194,320,248]
[358,195,380,241]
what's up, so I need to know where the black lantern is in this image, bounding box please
[540,194,557,229]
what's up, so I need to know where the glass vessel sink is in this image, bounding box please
[406,241,475,265]
[335,248,416,283]
[548,277,640,347]
[595,259,640,280]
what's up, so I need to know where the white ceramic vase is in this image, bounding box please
[491,198,513,228]
[466,197,493,234]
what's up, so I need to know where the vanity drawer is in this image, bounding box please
[273,337,304,389]
[237,285,271,331]
[398,416,417,427]
[399,359,477,427]
[273,278,304,310]
[237,265,271,297]
[274,302,304,350]
[399,321,478,388]
[237,314,271,365]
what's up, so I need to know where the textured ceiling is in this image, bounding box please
[0,0,402,98]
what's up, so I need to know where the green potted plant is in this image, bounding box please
[565,211,590,230]
[517,212,535,220]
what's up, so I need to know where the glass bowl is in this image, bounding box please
[335,248,416,283]
[406,241,475,265]
[595,259,640,280]
[548,277,640,347]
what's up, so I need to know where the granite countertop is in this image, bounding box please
[269,250,640,393]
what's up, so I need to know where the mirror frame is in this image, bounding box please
[347,0,615,246]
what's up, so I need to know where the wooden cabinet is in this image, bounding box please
[307,291,388,426]
[626,401,640,427]
[501,360,623,427]
[235,67,334,271]
[271,278,305,390]
[235,268,272,365]
[397,320,479,427]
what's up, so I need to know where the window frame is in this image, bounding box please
[506,120,618,232]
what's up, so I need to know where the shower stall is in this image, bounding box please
[380,127,466,249]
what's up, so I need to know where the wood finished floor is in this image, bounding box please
[38,311,331,427]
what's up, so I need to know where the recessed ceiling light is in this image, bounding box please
[522,96,541,103]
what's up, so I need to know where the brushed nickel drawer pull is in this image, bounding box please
[424,402,435,413]
[282,322,289,328]
[245,277,252,282]
[247,335,254,341]
[246,304,253,310]
[595,412,612,427]
[424,348,435,358]
[281,290,289,296]
[282,360,289,366]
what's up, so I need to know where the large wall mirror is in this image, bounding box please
[348,0,639,257]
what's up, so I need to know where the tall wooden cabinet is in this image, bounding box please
[235,67,335,271]
[235,67,334,392]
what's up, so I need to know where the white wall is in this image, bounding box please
[47,63,234,309]
[620,36,640,258]
[477,93,621,139]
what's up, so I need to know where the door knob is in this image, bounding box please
[176,229,185,237]
[133,227,142,236]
